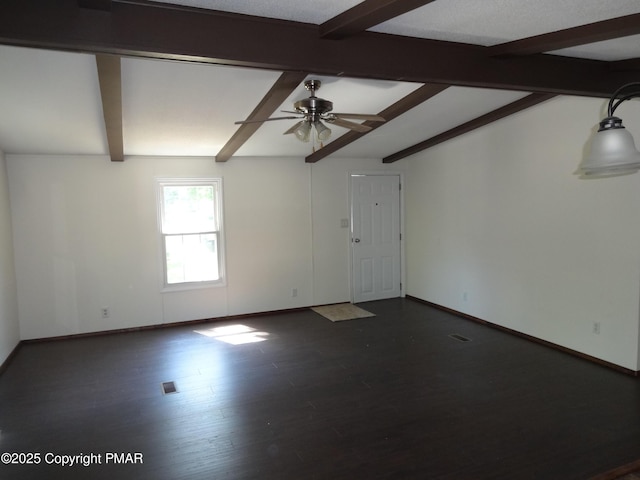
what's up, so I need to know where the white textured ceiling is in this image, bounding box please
[0,47,107,155]
[372,1,640,45]
[0,0,639,160]
[153,0,362,23]
[122,59,282,157]
[370,0,640,61]
[337,87,529,159]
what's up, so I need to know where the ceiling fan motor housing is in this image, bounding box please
[294,97,333,121]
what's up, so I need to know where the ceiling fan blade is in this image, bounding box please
[234,116,301,125]
[332,113,386,122]
[326,117,373,133]
[283,120,304,135]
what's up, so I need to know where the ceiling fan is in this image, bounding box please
[234,79,386,143]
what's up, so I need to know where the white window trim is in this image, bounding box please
[156,177,226,292]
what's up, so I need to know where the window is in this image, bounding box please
[157,179,224,289]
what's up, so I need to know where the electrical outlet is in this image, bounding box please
[292,288,298,298]
[593,322,601,334]
[462,291,468,302]
[101,307,110,319]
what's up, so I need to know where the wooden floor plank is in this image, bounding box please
[0,298,639,479]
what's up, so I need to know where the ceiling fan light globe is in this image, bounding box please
[315,121,331,142]
[294,121,312,142]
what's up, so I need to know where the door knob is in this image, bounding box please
[354,238,361,243]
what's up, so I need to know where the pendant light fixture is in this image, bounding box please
[577,82,640,178]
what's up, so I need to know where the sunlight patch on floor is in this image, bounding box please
[194,324,270,345]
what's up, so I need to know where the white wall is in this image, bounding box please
[6,153,404,340]
[405,95,640,371]
[0,149,20,365]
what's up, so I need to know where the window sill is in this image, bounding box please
[161,280,226,293]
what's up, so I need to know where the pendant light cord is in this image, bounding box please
[608,82,640,117]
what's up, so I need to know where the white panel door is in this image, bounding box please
[351,174,401,303]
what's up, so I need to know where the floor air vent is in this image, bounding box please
[161,381,178,395]
[449,334,472,342]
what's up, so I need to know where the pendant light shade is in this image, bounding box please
[578,116,640,177]
[578,83,640,178]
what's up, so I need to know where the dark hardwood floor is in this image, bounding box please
[1,298,639,479]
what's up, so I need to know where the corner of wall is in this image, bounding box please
[0,150,21,366]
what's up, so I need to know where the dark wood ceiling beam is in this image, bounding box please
[78,0,112,11]
[609,57,640,72]
[95,54,123,162]
[319,0,436,39]
[0,0,635,97]
[215,71,307,162]
[488,13,640,57]
[383,93,556,163]
[306,83,449,163]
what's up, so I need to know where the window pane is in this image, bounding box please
[165,233,219,284]
[162,185,216,234]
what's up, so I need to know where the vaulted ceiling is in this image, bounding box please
[0,0,639,163]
